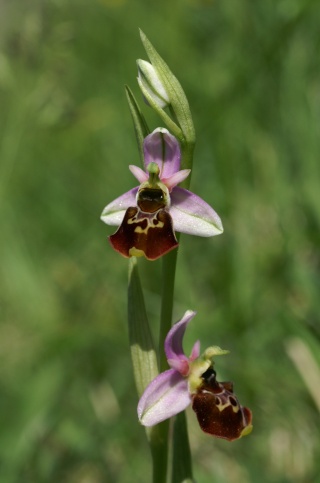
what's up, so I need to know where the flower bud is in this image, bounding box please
[137,59,170,109]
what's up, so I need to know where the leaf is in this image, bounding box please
[125,85,150,165]
[128,257,158,396]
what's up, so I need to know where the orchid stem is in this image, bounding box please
[171,412,193,483]
[147,248,179,483]
[155,242,193,483]
[149,421,170,483]
[159,246,179,371]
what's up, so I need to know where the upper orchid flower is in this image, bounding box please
[137,59,170,109]
[101,128,223,260]
[137,310,253,441]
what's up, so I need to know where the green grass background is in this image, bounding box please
[1,0,319,482]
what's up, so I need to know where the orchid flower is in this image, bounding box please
[137,310,253,441]
[101,128,223,260]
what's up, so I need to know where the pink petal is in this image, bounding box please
[101,187,138,226]
[165,310,197,364]
[129,165,148,183]
[138,369,191,426]
[162,169,191,191]
[143,128,181,179]
[190,340,201,361]
[170,187,223,236]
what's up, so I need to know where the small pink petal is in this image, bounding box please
[101,187,138,226]
[170,187,223,236]
[165,310,197,364]
[143,128,181,178]
[129,165,148,183]
[162,169,191,191]
[138,369,191,426]
[190,340,201,361]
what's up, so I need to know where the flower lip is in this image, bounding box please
[109,206,178,261]
[192,367,253,441]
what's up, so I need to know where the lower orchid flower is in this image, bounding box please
[137,310,253,441]
[101,128,223,260]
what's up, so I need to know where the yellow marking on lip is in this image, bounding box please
[129,247,145,257]
[127,215,165,234]
[201,391,240,413]
[240,424,253,437]
[134,220,164,234]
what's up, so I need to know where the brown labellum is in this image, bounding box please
[192,367,252,441]
[109,206,178,261]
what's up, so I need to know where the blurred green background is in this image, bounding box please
[1,0,320,482]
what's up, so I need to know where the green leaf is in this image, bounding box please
[125,85,150,165]
[128,257,158,397]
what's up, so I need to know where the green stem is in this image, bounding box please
[157,242,193,483]
[146,248,179,483]
[171,412,193,483]
[180,139,195,175]
[159,246,179,371]
[154,137,195,483]
[148,421,170,483]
